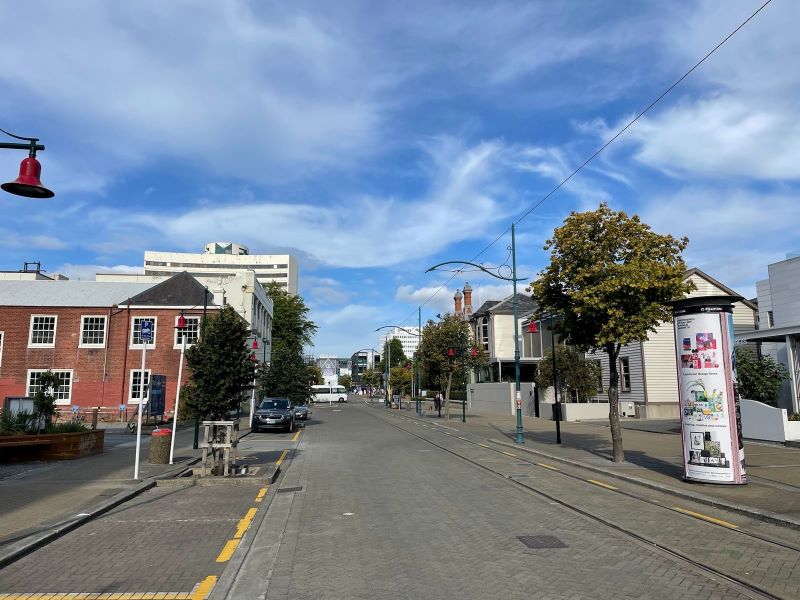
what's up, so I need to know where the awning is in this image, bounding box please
[735,324,800,343]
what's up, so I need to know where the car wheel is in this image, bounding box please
[287,419,294,433]
[252,426,259,433]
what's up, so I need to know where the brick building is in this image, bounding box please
[0,273,222,415]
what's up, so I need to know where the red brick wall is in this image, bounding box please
[0,306,205,414]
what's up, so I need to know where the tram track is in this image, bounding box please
[369,406,800,600]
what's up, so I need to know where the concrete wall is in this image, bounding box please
[768,256,800,327]
[467,382,535,416]
[741,398,800,442]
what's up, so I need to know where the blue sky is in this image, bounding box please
[1,0,798,357]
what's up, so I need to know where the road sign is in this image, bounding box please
[140,320,153,342]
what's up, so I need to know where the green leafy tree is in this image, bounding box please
[389,364,412,396]
[536,346,601,403]
[339,374,352,390]
[306,364,324,385]
[735,347,788,406]
[417,314,487,419]
[362,368,381,395]
[32,370,62,433]
[532,203,692,462]
[259,283,317,404]
[378,338,407,372]
[183,305,256,420]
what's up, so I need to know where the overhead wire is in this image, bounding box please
[395,0,773,328]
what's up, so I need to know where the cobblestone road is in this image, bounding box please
[226,402,798,599]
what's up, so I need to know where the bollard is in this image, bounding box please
[148,428,172,464]
[91,408,99,431]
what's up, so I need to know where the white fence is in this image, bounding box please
[740,398,800,443]
[467,383,535,416]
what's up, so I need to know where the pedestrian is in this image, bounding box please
[434,392,441,413]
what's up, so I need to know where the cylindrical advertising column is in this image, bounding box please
[670,295,746,484]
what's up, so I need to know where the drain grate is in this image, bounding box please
[517,535,568,549]
[276,486,303,493]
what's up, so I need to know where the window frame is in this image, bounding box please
[128,369,152,404]
[0,330,4,367]
[79,315,108,348]
[619,357,631,392]
[28,314,58,348]
[594,359,603,393]
[130,316,157,348]
[173,315,201,349]
[26,369,73,405]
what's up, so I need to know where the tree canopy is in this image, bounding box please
[259,284,317,405]
[184,305,256,420]
[378,338,407,372]
[536,346,601,403]
[735,347,788,406]
[417,314,487,419]
[532,203,691,461]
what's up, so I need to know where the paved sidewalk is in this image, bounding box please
[392,402,800,525]
[0,425,204,553]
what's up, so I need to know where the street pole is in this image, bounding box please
[552,315,562,444]
[169,331,187,464]
[193,288,209,450]
[133,336,148,479]
[512,223,524,444]
[417,306,422,416]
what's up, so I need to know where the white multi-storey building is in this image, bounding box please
[380,327,420,359]
[143,241,298,295]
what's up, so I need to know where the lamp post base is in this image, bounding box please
[515,407,524,444]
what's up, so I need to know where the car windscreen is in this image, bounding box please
[259,399,289,410]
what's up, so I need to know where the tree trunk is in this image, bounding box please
[445,372,453,420]
[606,343,625,463]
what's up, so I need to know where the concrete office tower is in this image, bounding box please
[143,241,298,295]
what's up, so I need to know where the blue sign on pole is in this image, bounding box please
[140,320,153,342]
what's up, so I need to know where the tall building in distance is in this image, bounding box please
[144,241,298,295]
[379,326,421,360]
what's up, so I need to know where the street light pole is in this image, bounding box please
[511,224,524,444]
[417,306,422,416]
[551,315,562,445]
[169,313,188,464]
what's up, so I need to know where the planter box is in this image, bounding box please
[0,430,105,462]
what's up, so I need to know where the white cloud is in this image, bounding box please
[55,263,143,281]
[0,230,66,250]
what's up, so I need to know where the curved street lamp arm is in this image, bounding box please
[374,325,421,336]
[425,260,525,283]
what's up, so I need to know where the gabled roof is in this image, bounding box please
[684,268,758,311]
[0,281,155,307]
[472,300,499,318]
[119,272,218,307]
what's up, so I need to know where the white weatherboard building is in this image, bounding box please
[143,241,298,295]
[380,327,420,360]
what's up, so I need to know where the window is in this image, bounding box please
[80,316,107,347]
[480,320,489,351]
[768,310,774,328]
[29,315,57,347]
[131,317,157,347]
[27,370,73,405]
[174,316,200,348]
[619,357,631,392]
[594,360,603,393]
[129,369,152,403]
[0,331,3,367]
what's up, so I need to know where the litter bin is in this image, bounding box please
[148,428,172,464]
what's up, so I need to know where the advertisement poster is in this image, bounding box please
[673,304,746,484]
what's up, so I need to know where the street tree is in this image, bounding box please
[339,374,352,390]
[259,283,317,404]
[32,370,61,433]
[389,364,412,396]
[306,364,324,386]
[532,203,692,462]
[184,305,256,420]
[536,346,601,403]
[417,314,487,419]
[734,347,788,406]
[378,338,407,372]
[362,368,381,395]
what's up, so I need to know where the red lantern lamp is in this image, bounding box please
[176,313,187,329]
[470,347,478,357]
[2,156,54,199]
[447,348,455,357]
[528,321,538,333]
[252,338,259,350]
[250,353,257,362]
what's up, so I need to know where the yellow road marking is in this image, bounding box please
[255,486,268,503]
[457,436,468,441]
[276,449,288,466]
[291,429,301,442]
[191,576,217,600]
[215,538,240,562]
[588,479,618,490]
[671,506,738,529]
[478,443,489,448]
[0,594,193,599]
[442,432,452,435]
[234,507,259,539]
[537,463,559,471]
[501,451,517,457]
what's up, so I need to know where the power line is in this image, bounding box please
[399,0,772,327]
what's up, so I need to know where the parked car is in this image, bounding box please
[293,404,311,421]
[252,397,295,433]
